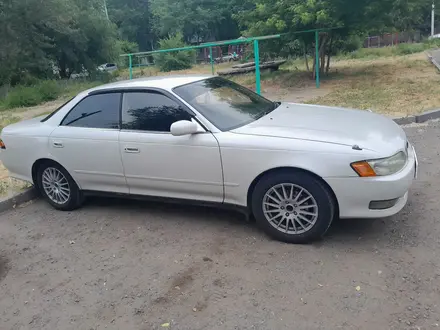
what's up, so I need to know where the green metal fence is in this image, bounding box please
[120,28,341,95]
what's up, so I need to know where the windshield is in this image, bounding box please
[173,77,276,131]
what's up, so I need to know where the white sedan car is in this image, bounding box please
[0,76,417,243]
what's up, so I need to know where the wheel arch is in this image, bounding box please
[246,166,339,217]
[31,158,80,190]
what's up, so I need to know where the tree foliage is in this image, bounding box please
[153,33,196,71]
[0,0,120,84]
[0,0,438,83]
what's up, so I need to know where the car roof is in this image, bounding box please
[86,75,212,94]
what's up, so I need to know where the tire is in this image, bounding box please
[251,170,335,244]
[37,162,83,211]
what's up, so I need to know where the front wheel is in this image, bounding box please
[37,162,83,211]
[252,170,335,244]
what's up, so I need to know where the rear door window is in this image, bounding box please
[61,93,121,129]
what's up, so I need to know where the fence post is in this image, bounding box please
[253,40,261,95]
[129,55,133,80]
[209,47,214,75]
[315,30,320,89]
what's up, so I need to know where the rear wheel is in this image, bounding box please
[37,162,83,211]
[252,170,335,244]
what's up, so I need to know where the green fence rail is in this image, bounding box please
[120,28,341,94]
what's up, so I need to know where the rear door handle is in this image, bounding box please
[52,141,64,148]
[124,147,140,153]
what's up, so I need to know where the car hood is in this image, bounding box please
[231,103,407,156]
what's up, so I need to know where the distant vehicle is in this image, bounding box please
[69,71,89,79]
[213,53,239,63]
[0,76,417,244]
[222,53,240,62]
[98,63,118,72]
[429,34,440,40]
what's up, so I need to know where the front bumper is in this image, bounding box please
[325,145,417,219]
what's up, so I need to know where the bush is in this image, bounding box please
[154,33,195,72]
[395,43,426,55]
[338,42,429,60]
[37,80,61,101]
[341,35,363,53]
[1,80,62,109]
[4,86,42,108]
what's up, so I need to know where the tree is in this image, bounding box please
[150,0,240,43]
[107,0,156,51]
[153,33,195,71]
[236,0,396,76]
[0,0,120,83]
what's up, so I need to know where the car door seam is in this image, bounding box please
[211,133,225,203]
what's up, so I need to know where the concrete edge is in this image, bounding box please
[431,56,440,72]
[415,108,440,123]
[0,187,37,213]
[393,116,416,125]
[393,109,440,125]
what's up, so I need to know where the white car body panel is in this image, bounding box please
[49,126,127,193]
[119,130,223,201]
[0,116,54,181]
[0,76,416,220]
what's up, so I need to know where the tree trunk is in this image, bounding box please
[326,35,333,74]
[58,54,67,79]
[312,34,328,79]
[320,35,328,74]
[320,47,326,73]
[303,41,310,72]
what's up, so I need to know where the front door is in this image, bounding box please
[119,91,223,202]
[49,92,128,193]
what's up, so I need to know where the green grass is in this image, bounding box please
[0,79,104,111]
[307,53,440,116]
[337,40,440,61]
[0,114,21,131]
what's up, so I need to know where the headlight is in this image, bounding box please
[351,151,407,177]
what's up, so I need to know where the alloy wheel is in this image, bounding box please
[262,183,319,235]
[41,167,71,205]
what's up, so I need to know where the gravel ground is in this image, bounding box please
[0,120,439,330]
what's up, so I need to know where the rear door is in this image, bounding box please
[49,92,128,193]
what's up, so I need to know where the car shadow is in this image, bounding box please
[82,196,414,248]
[83,195,252,228]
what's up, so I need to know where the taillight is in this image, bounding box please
[0,139,6,149]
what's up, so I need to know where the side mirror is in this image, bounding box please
[170,120,200,136]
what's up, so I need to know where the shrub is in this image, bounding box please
[1,80,62,109]
[4,86,42,108]
[37,80,61,101]
[341,35,363,53]
[395,43,426,55]
[154,33,195,72]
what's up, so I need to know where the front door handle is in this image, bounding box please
[124,147,140,153]
[52,140,64,148]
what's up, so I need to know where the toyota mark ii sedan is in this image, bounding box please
[0,76,417,243]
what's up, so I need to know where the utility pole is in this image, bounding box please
[432,1,436,37]
[103,0,109,21]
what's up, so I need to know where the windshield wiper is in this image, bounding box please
[65,110,102,126]
[256,102,280,119]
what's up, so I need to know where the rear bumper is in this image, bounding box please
[325,145,417,219]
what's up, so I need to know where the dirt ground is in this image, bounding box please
[0,119,439,330]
